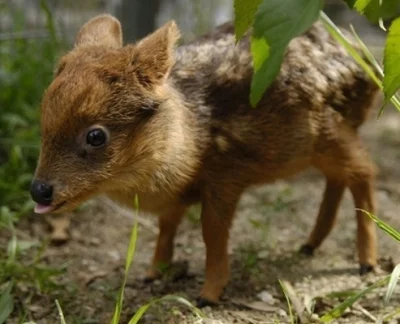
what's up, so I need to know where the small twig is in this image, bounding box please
[353,304,377,322]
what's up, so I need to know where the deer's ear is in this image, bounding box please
[133,20,181,84]
[75,14,122,49]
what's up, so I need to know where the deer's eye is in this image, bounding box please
[86,128,107,147]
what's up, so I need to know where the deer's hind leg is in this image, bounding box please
[302,125,377,274]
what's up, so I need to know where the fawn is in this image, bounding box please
[31,14,381,306]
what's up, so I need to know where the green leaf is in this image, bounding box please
[354,0,371,14]
[343,0,372,13]
[320,276,390,322]
[250,0,324,106]
[250,47,284,107]
[345,0,400,24]
[342,0,357,8]
[251,36,270,72]
[364,1,400,24]
[320,12,400,116]
[358,209,400,242]
[0,282,14,324]
[7,239,39,257]
[234,0,263,41]
[354,0,372,12]
[383,17,400,104]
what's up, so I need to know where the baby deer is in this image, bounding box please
[31,15,380,306]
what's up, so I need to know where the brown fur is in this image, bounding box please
[33,14,381,304]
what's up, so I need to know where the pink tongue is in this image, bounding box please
[34,204,54,214]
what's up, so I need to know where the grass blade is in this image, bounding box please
[319,11,400,115]
[157,295,204,318]
[124,221,139,277]
[111,194,140,324]
[326,289,359,299]
[278,279,295,324]
[6,234,17,264]
[320,12,381,87]
[127,304,152,324]
[127,295,204,324]
[383,307,400,322]
[357,209,400,242]
[349,24,381,75]
[55,300,67,324]
[320,276,390,323]
[349,24,400,116]
[384,263,400,305]
[0,282,14,324]
[111,221,138,324]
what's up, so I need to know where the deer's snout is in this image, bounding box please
[30,179,53,206]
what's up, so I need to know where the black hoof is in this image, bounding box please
[299,244,314,256]
[359,264,374,276]
[196,297,217,308]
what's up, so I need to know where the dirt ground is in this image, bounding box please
[3,104,399,324]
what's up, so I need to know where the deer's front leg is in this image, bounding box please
[145,204,186,281]
[198,188,241,307]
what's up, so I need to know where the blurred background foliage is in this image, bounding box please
[0,1,59,226]
[0,0,395,226]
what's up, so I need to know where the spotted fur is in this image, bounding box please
[33,15,381,305]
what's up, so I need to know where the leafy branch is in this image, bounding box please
[234,0,400,110]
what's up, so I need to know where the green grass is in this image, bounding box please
[319,212,400,323]
[0,233,68,324]
[0,283,13,324]
[0,4,67,323]
[0,8,60,224]
[1,3,399,324]
[319,11,400,115]
[45,196,203,324]
[315,13,400,322]
[112,196,204,324]
[320,276,391,323]
[111,197,139,324]
[278,280,295,324]
[55,300,67,324]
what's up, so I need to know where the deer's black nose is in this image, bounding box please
[30,180,53,205]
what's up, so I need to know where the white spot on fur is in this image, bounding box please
[215,135,230,152]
